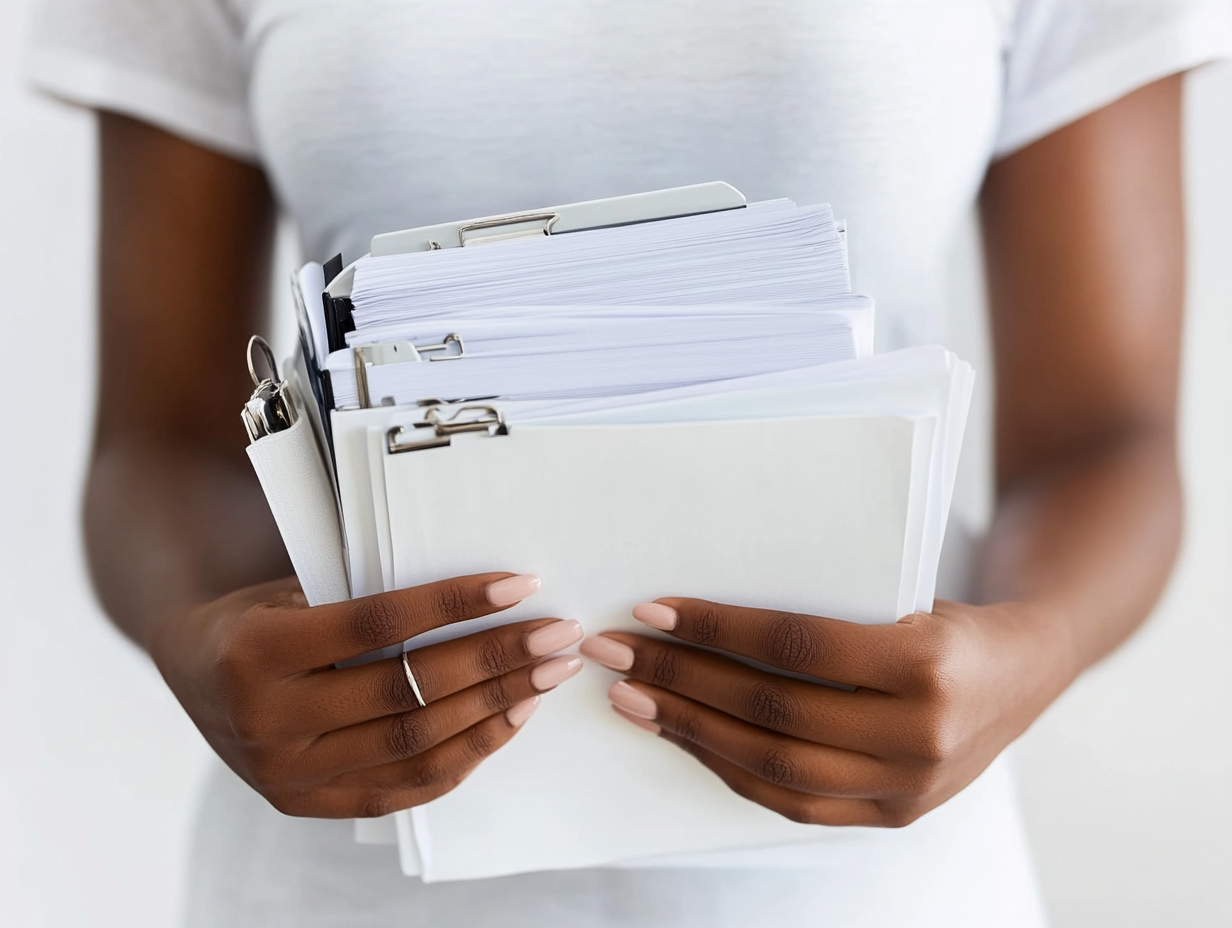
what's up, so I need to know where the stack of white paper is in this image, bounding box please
[325,301,872,408]
[273,188,972,882]
[348,201,850,327]
[375,347,972,881]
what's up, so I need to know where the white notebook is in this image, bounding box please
[244,183,973,882]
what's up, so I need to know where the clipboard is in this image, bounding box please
[318,181,746,355]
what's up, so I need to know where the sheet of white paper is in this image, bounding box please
[382,415,920,881]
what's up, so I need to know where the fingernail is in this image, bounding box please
[530,655,583,691]
[580,636,634,671]
[526,619,583,657]
[608,680,657,720]
[613,704,661,735]
[505,696,540,727]
[632,602,678,631]
[487,574,541,607]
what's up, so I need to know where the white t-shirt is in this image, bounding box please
[26,1,1232,926]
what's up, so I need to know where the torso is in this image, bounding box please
[197,4,1037,923]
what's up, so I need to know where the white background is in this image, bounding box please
[1,0,1229,922]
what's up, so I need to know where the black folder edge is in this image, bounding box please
[291,261,338,460]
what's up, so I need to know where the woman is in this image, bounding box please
[27,0,1232,925]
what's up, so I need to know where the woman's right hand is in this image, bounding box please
[146,572,580,818]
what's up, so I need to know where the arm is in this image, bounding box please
[87,111,285,643]
[979,72,1183,675]
[582,75,1184,825]
[86,114,582,816]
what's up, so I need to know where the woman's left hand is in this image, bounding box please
[580,597,1073,827]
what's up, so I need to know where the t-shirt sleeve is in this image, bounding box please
[995,0,1232,157]
[24,0,257,160]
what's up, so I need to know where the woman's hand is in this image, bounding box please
[581,597,1072,827]
[148,572,582,818]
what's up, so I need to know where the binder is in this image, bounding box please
[242,183,973,881]
[241,336,349,607]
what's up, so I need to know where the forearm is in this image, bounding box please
[84,437,290,650]
[973,76,1185,702]
[978,425,1182,694]
[89,113,282,649]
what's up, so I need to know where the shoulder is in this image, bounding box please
[994,0,1232,157]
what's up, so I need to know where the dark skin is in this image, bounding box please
[88,74,1183,824]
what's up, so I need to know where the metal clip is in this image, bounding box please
[457,211,560,247]
[241,335,298,442]
[416,395,498,407]
[418,333,465,361]
[386,405,508,454]
[353,334,466,408]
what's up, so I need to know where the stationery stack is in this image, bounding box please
[243,183,973,881]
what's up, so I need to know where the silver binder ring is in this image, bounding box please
[247,335,280,388]
[242,335,297,442]
[401,652,427,708]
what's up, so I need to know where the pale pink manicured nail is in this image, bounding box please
[530,655,583,691]
[580,636,634,671]
[613,705,661,734]
[505,696,540,727]
[487,574,541,606]
[525,619,583,657]
[608,681,657,720]
[632,602,678,631]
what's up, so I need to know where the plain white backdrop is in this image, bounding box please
[1,0,1229,923]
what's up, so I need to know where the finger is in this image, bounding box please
[303,655,580,777]
[631,598,918,692]
[583,633,904,756]
[289,618,583,731]
[609,680,894,799]
[313,698,541,818]
[289,572,544,666]
[654,727,887,828]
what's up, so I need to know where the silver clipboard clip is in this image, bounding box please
[352,334,465,408]
[386,404,508,454]
[452,211,560,248]
[370,183,744,257]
